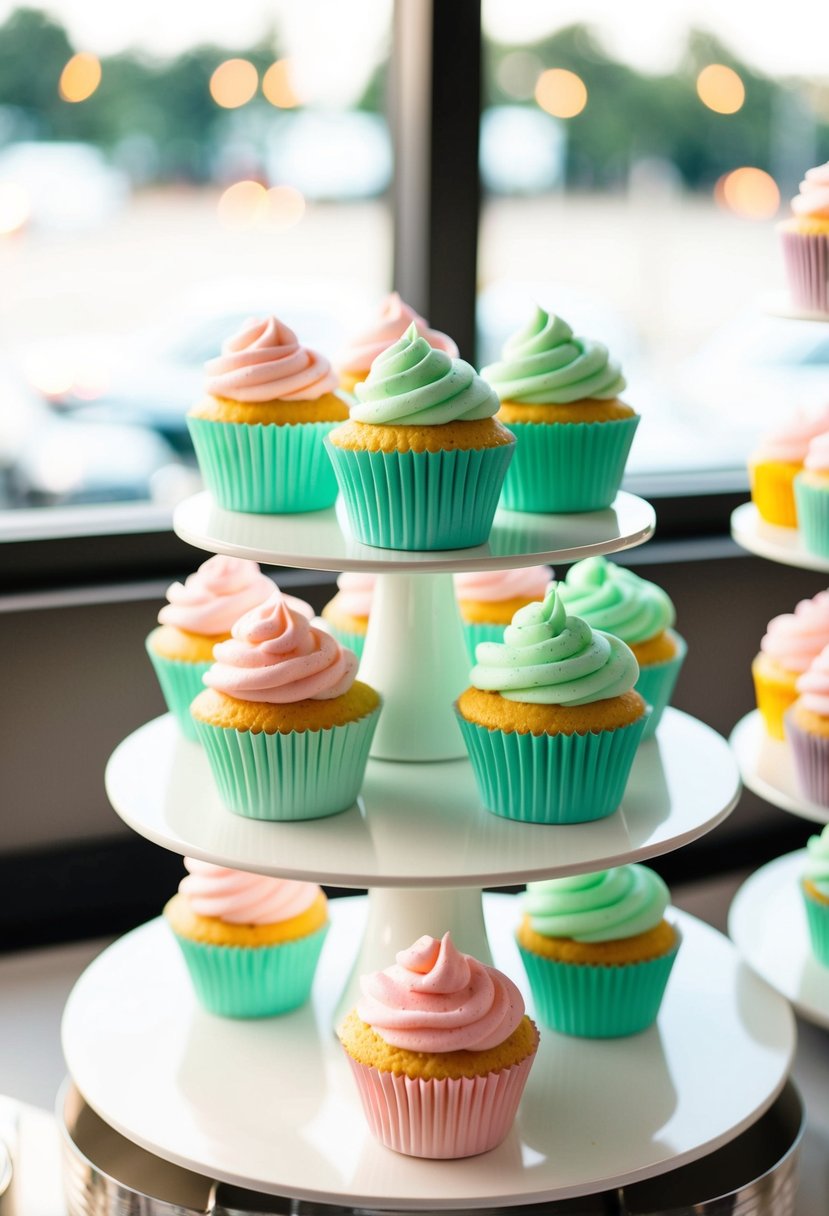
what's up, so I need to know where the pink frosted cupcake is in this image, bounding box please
[750,406,829,528]
[786,643,829,807]
[795,433,829,558]
[752,590,829,739]
[779,164,829,314]
[320,573,375,661]
[454,566,552,662]
[338,932,539,1159]
[337,293,458,394]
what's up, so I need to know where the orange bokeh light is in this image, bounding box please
[262,60,301,108]
[210,59,258,109]
[534,68,587,119]
[697,64,745,115]
[59,52,102,103]
[716,167,780,219]
[264,185,305,231]
[217,180,268,228]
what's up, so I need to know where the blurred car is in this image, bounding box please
[264,110,391,201]
[480,106,565,196]
[0,142,128,233]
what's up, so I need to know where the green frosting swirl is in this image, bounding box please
[471,588,639,706]
[805,825,829,896]
[556,556,675,645]
[351,322,499,426]
[522,866,670,943]
[480,306,626,405]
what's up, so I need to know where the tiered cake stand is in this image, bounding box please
[61,492,795,1210]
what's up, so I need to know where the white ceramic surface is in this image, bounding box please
[730,710,829,825]
[730,502,829,573]
[62,897,795,1209]
[172,491,656,573]
[106,709,740,888]
[729,850,829,1030]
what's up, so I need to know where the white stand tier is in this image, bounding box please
[730,502,829,573]
[62,896,795,1210]
[762,291,829,324]
[729,850,829,1030]
[730,709,829,825]
[173,490,656,572]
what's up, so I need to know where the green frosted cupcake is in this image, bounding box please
[326,323,515,551]
[802,825,829,966]
[556,556,685,740]
[481,307,638,513]
[320,573,374,662]
[165,858,329,1018]
[517,866,680,1037]
[456,588,648,824]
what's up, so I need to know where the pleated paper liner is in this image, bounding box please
[780,228,829,314]
[635,632,687,741]
[325,438,514,551]
[456,709,647,824]
[794,475,829,558]
[518,934,680,1038]
[323,621,366,662]
[499,414,639,513]
[752,664,797,742]
[461,620,505,664]
[145,641,210,742]
[188,416,340,513]
[802,888,829,967]
[193,706,380,821]
[785,711,829,808]
[171,923,329,1018]
[749,460,801,529]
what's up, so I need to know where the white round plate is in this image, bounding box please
[729,850,829,1029]
[730,709,829,824]
[173,491,655,573]
[762,291,829,324]
[106,709,740,887]
[63,896,794,1209]
[730,502,829,573]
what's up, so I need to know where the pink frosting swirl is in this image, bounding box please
[792,163,829,219]
[454,566,553,604]
[753,408,829,464]
[158,555,312,636]
[761,590,829,672]
[805,432,829,473]
[797,643,829,716]
[205,316,338,402]
[332,573,375,619]
[179,857,320,924]
[357,933,525,1053]
[339,293,459,374]
[205,589,358,703]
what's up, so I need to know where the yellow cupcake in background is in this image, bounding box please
[748,407,829,528]
[753,591,829,739]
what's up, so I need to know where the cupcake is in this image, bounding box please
[785,642,829,806]
[454,566,552,662]
[164,857,329,1017]
[455,588,647,824]
[326,323,514,551]
[480,307,638,513]
[516,865,680,1038]
[146,556,311,741]
[749,407,829,528]
[752,591,829,740]
[801,825,829,965]
[779,163,829,314]
[555,555,685,740]
[795,432,829,558]
[337,293,458,395]
[187,315,349,514]
[191,589,381,820]
[320,573,375,660]
[338,931,539,1159]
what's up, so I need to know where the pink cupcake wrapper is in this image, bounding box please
[780,230,829,313]
[346,1053,535,1159]
[785,711,829,807]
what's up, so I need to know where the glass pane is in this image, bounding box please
[0,2,392,521]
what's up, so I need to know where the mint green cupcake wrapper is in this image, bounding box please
[802,888,829,966]
[324,622,366,661]
[172,923,329,1017]
[500,415,639,513]
[325,438,514,551]
[456,709,647,824]
[518,937,679,1037]
[794,477,829,558]
[188,416,340,514]
[461,621,506,665]
[635,633,687,741]
[193,707,380,820]
[146,641,210,742]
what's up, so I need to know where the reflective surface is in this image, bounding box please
[731,503,829,574]
[730,710,829,826]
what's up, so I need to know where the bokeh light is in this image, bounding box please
[534,68,588,119]
[262,59,301,108]
[0,182,30,235]
[210,59,258,109]
[264,185,305,231]
[697,64,745,115]
[497,51,543,101]
[715,167,780,219]
[217,180,268,228]
[59,52,102,103]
